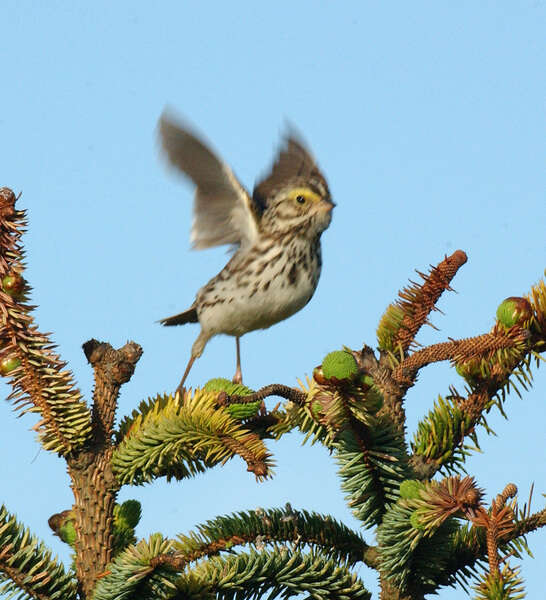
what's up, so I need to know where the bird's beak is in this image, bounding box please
[324,199,336,212]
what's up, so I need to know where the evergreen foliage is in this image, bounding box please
[1,189,545,599]
[174,506,369,566]
[0,504,77,600]
[175,548,371,600]
[112,390,273,485]
[92,534,178,600]
[412,394,476,473]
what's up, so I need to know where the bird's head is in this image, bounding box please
[259,179,334,236]
[253,133,334,237]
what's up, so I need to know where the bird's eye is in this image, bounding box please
[296,195,306,204]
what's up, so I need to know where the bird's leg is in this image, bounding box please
[232,336,243,384]
[176,355,196,395]
[176,331,209,394]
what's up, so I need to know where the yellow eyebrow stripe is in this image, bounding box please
[289,187,322,203]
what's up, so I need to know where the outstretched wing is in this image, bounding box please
[159,112,261,250]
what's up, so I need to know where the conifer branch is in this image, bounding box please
[473,564,525,600]
[378,476,483,592]
[176,548,372,600]
[0,504,77,600]
[0,187,91,455]
[92,534,178,600]
[267,378,330,444]
[353,346,408,433]
[429,490,543,594]
[267,375,411,528]
[392,327,529,387]
[377,250,467,355]
[510,507,546,539]
[83,339,143,444]
[240,410,285,436]
[378,500,460,593]
[407,286,546,477]
[150,506,374,570]
[225,383,307,406]
[411,328,540,475]
[336,421,411,528]
[412,383,526,477]
[112,390,274,484]
[410,394,475,478]
[66,340,141,598]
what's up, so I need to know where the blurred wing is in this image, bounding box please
[253,130,330,207]
[159,112,260,250]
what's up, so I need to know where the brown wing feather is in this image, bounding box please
[159,112,261,250]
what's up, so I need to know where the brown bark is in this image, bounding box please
[67,339,142,598]
[380,577,425,600]
[225,383,307,405]
[68,448,117,598]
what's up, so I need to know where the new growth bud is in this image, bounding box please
[321,350,359,381]
[496,297,533,328]
[1,273,25,299]
[0,354,21,376]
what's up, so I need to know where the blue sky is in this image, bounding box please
[1,2,545,598]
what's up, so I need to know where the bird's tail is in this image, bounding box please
[159,305,198,326]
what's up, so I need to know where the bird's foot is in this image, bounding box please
[232,366,243,385]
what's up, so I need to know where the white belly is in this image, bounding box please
[197,237,321,337]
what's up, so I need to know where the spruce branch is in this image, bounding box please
[150,506,375,570]
[336,421,411,528]
[353,345,408,433]
[267,377,331,444]
[223,383,307,406]
[468,483,521,590]
[0,187,91,455]
[266,375,411,528]
[377,250,468,355]
[0,503,77,600]
[378,476,483,591]
[83,339,143,445]
[378,498,460,593]
[473,564,525,600]
[407,288,545,476]
[92,534,178,600]
[429,488,544,594]
[414,476,484,529]
[410,394,476,477]
[2,189,545,600]
[174,548,372,600]
[392,326,530,387]
[66,339,141,598]
[411,383,519,477]
[511,507,546,538]
[239,409,286,437]
[112,390,274,484]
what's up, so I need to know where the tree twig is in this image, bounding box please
[392,327,529,386]
[393,249,468,353]
[223,384,307,406]
[83,339,143,445]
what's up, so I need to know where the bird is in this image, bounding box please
[158,112,334,392]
